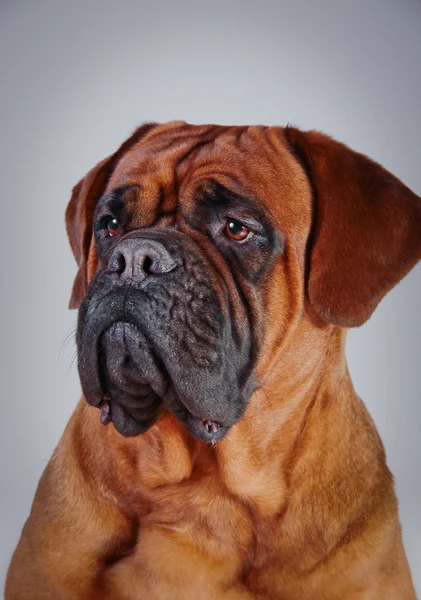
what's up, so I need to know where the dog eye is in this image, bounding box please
[106,217,121,237]
[224,219,252,242]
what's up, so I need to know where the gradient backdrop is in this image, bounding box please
[1,0,420,594]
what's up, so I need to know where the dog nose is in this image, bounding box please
[107,238,177,282]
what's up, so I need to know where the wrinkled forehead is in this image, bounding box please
[106,122,312,238]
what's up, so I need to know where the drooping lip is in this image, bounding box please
[77,286,174,406]
[170,402,228,443]
[77,291,140,407]
[77,295,236,440]
[184,412,228,443]
[99,320,170,398]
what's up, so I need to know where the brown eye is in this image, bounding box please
[107,217,120,237]
[225,219,251,242]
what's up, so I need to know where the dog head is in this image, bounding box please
[66,122,421,442]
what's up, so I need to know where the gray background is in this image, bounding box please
[1,0,420,594]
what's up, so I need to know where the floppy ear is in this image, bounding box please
[285,127,421,327]
[65,123,157,309]
[65,155,117,309]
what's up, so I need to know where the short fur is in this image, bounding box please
[6,122,420,599]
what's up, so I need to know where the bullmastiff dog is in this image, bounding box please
[6,122,420,599]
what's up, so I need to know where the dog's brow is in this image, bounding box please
[102,184,139,204]
[98,185,140,213]
[202,181,271,223]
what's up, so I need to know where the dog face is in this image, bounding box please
[67,122,421,442]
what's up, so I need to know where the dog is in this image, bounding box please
[6,121,420,599]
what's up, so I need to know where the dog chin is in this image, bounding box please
[182,412,229,443]
[89,321,231,442]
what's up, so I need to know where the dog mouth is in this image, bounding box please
[184,414,226,443]
[98,393,226,443]
[92,321,230,442]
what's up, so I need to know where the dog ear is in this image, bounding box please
[285,127,421,327]
[65,123,157,309]
[65,156,115,309]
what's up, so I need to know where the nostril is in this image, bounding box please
[108,250,126,275]
[142,255,153,276]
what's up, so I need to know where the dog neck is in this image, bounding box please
[73,316,388,525]
[216,316,354,514]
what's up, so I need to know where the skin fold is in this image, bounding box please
[6,122,420,599]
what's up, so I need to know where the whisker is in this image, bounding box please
[57,324,78,370]
[64,348,78,379]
